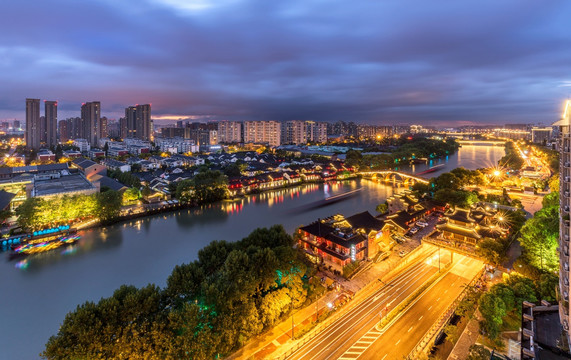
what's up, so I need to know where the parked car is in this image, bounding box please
[398,250,407,257]
[409,227,419,235]
[416,221,429,228]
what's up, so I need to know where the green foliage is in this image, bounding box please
[122,187,140,204]
[94,191,123,223]
[434,189,479,208]
[498,141,524,170]
[475,238,506,266]
[375,203,388,214]
[342,261,360,278]
[479,275,540,340]
[43,226,311,359]
[108,169,141,188]
[467,344,491,360]
[478,292,506,338]
[15,191,123,230]
[518,191,559,272]
[175,170,228,205]
[444,323,460,344]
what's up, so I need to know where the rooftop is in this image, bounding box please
[32,174,96,197]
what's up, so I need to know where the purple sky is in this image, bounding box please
[1,0,570,125]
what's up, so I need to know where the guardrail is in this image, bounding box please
[406,267,486,359]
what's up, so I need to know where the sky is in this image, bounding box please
[1,0,570,126]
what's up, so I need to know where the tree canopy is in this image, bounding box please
[42,225,315,360]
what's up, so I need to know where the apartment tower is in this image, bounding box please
[44,100,58,147]
[557,99,571,342]
[25,98,41,150]
[81,101,101,145]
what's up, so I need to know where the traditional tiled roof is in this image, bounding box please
[436,223,481,239]
[345,211,384,232]
[0,190,16,210]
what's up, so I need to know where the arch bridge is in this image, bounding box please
[359,171,429,186]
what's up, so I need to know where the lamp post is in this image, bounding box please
[438,246,441,272]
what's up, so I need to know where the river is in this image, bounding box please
[0,144,504,359]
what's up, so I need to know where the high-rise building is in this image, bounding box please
[13,120,21,130]
[59,120,69,143]
[98,116,108,140]
[243,121,281,147]
[281,120,307,145]
[217,121,242,143]
[124,104,152,141]
[306,121,328,143]
[44,100,57,147]
[531,127,553,144]
[25,98,41,150]
[81,101,101,145]
[556,100,571,342]
[39,116,47,143]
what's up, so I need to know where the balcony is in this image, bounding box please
[565,262,570,272]
[566,177,571,183]
[565,191,570,198]
[565,234,570,242]
[565,206,570,213]
[566,162,571,168]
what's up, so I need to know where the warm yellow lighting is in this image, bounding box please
[493,170,501,177]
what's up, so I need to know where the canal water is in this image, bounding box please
[0,144,504,359]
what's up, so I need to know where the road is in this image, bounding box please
[286,250,483,360]
[355,255,483,360]
[286,245,443,360]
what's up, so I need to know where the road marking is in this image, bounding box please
[395,339,401,345]
[381,354,387,360]
[419,315,423,320]
[451,281,456,286]
[345,351,362,354]
[352,346,368,349]
[428,305,432,310]
[437,297,440,301]
[444,289,448,294]
[408,326,413,332]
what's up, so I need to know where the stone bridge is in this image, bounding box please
[359,171,429,186]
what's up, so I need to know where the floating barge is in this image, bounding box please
[1,225,77,250]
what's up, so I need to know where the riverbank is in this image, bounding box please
[0,145,506,360]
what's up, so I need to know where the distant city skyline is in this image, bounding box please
[2,1,571,125]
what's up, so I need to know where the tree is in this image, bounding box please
[94,191,122,223]
[376,203,388,214]
[467,345,491,360]
[475,239,505,266]
[434,172,461,191]
[175,179,194,203]
[478,292,506,339]
[345,149,362,169]
[122,187,140,204]
[444,324,460,344]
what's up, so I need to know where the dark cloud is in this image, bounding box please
[1,0,570,125]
